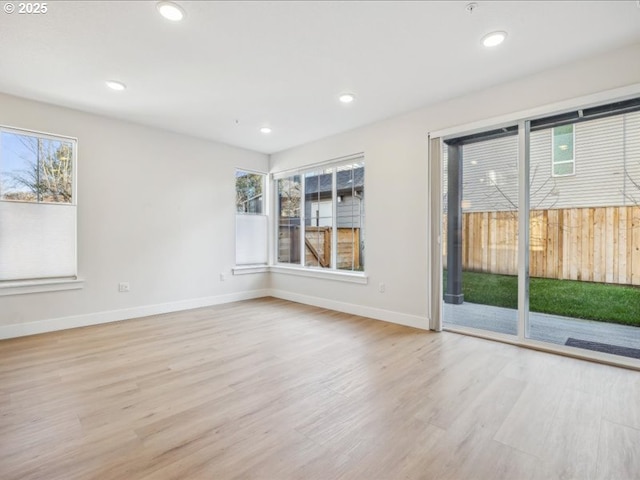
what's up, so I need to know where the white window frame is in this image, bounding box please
[0,125,83,295]
[551,124,576,177]
[272,154,365,280]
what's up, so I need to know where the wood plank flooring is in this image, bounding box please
[1,297,639,479]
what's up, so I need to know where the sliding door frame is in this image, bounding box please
[517,120,530,342]
[429,84,640,371]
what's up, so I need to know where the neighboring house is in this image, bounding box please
[444,110,640,212]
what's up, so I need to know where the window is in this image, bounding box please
[275,157,364,272]
[276,174,301,264]
[0,127,77,282]
[552,124,575,176]
[235,170,267,265]
[236,170,264,214]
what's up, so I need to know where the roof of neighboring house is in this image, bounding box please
[304,167,364,195]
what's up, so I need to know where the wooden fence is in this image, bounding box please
[304,227,360,269]
[278,225,360,269]
[443,206,640,285]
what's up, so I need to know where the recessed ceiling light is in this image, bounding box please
[260,126,272,134]
[482,31,507,48]
[105,80,126,91]
[339,93,355,104]
[156,1,185,21]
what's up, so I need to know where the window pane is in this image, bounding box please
[553,161,574,176]
[442,133,519,335]
[1,132,39,202]
[278,225,300,264]
[553,125,574,163]
[235,171,264,214]
[40,139,73,204]
[278,175,301,219]
[277,175,301,264]
[0,132,73,204]
[336,163,364,271]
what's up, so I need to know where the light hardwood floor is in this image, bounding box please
[1,297,639,479]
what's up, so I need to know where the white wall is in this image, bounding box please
[0,93,269,337]
[269,42,640,330]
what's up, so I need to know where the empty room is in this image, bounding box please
[1,1,640,479]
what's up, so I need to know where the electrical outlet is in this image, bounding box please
[219,273,226,282]
[378,282,386,293]
[118,282,130,293]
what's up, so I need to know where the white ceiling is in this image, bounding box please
[0,1,639,154]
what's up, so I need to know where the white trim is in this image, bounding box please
[0,288,429,341]
[0,278,84,296]
[430,83,640,140]
[0,124,78,143]
[270,265,368,284]
[234,166,268,176]
[518,120,530,340]
[232,265,269,275]
[270,289,428,330]
[0,289,270,340]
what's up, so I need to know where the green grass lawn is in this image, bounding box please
[444,270,640,327]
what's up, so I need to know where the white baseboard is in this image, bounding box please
[269,289,429,330]
[0,289,270,340]
[0,288,429,340]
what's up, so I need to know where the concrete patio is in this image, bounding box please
[444,301,640,353]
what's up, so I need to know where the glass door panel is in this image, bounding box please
[526,113,640,360]
[442,131,520,336]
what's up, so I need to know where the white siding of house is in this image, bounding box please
[444,111,640,212]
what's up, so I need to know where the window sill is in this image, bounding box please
[0,278,85,296]
[232,265,269,275]
[270,265,368,284]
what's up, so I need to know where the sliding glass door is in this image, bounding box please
[442,128,520,337]
[439,97,640,364]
